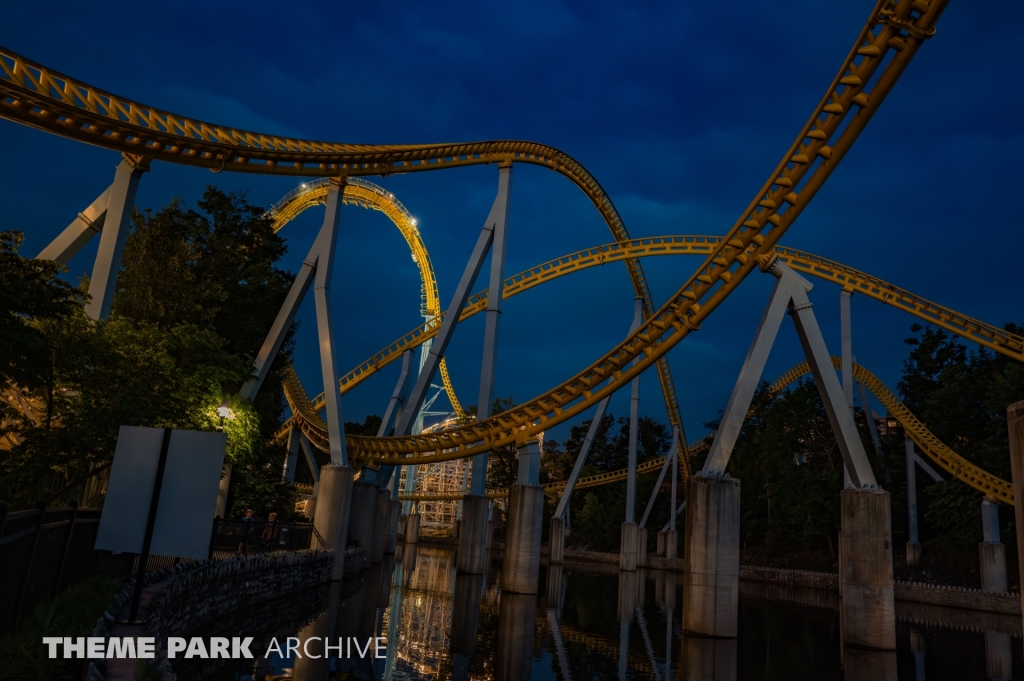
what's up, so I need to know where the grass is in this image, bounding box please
[0,576,125,681]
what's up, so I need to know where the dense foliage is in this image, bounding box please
[0,187,297,518]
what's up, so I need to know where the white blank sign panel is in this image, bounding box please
[95,426,227,559]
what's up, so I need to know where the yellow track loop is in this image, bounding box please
[771,359,1013,505]
[0,0,949,468]
[0,46,686,455]
[322,236,1024,409]
[267,177,465,419]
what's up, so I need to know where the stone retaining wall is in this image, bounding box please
[86,548,364,680]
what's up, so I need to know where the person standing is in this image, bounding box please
[238,509,256,555]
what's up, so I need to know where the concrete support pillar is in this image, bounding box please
[495,594,537,681]
[680,636,737,681]
[636,527,648,568]
[1008,400,1024,635]
[984,631,1012,681]
[384,500,400,555]
[840,488,896,650]
[549,516,566,565]
[348,481,379,569]
[402,542,418,573]
[371,488,390,563]
[453,518,461,540]
[451,573,484,659]
[842,648,897,681]
[666,529,679,560]
[980,499,1008,593]
[312,464,355,581]
[545,564,565,611]
[683,475,740,637]
[458,494,490,574]
[502,484,544,594]
[657,530,666,557]
[404,512,421,545]
[619,522,638,572]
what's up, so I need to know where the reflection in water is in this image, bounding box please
[211,544,1024,680]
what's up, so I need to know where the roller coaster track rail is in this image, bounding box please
[0,0,950,468]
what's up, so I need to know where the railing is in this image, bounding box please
[206,517,313,558]
[0,500,314,631]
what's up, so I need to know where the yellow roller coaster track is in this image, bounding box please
[0,42,686,454]
[267,176,466,419]
[0,0,949,469]
[398,357,1014,506]
[773,359,1013,505]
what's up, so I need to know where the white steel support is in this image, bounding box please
[660,500,686,533]
[377,349,415,492]
[906,438,944,547]
[552,396,610,519]
[299,431,320,483]
[312,181,348,465]
[670,426,679,532]
[394,168,511,440]
[855,369,885,460]
[240,179,348,464]
[76,157,147,320]
[639,427,678,529]
[702,258,877,488]
[284,427,301,483]
[625,297,643,523]
[840,290,854,410]
[470,165,512,495]
[36,187,111,265]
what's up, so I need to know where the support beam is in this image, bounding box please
[639,428,677,529]
[377,349,415,491]
[84,157,148,320]
[36,186,111,265]
[670,426,679,533]
[312,181,348,465]
[553,396,610,518]
[395,167,511,439]
[856,373,885,460]
[624,297,643,523]
[905,438,921,564]
[283,427,300,483]
[470,164,512,495]
[840,290,854,410]
[299,430,320,482]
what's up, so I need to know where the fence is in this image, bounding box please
[207,517,314,558]
[0,500,313,631]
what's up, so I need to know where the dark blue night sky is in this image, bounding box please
[2,1,1021,445]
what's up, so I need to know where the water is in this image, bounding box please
[175,544,1022,680]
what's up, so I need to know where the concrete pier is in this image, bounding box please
[843,648,897,681]
[502,484,544,594]
[371,488,390,563]
[840,487,896,650]
[1008,401,1024,634]
[683,475,740,638]
[451,573,484,657]
[384,500,400,554]
[549,516,566,565]
[906,541,922,565]
[458,494,490,574]
[495,594,537,681]
[636,527,648,567]
[401,541,418,573]
[980,499,1008,593]
[619,521,638,571]
[679,635,737,681]
[985,631,1012,681]
[665,528,679,559]
[312,464,354,581]
[453,518,462,540]
[404,512,421,545]
[545,564,565,611]
[348,481,379,569]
